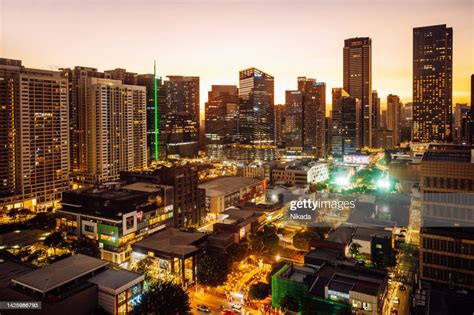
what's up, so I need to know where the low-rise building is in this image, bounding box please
[212,208,265,243]
[351,227,393,265]
[272,162,329,186]
[1,254,144,315]
[272,262,387,315]
[57,182,174,264]
[131,228,207,288]
[199,176,266,215]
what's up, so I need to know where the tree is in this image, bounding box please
[28,212,56,230]
[266,261,286,283]
[43,231,65,255]
[8,208,20,222]
[131,257,155,282]
[132,280,190,315]
[248,282,270,300]
[349,242,361,257]
[248,234,264,252]
[197,251,231,287]
[226,243,247,262]
[258,225,280,254]
[292,230,320,250]
[279,294,300,313]
[382,254,397,268]
[18,208,32,220]
[73,236,100,258]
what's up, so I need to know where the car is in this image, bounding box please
[231,304,242,313]
[399,285,406,291]
[197,305,211,313]
[393,297,400,305]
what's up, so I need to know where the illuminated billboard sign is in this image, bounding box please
[343,155,370,165]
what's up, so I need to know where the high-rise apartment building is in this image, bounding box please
[274,104,285,147]
[413,24,453,142]
[204,85,239,146]
[0,58,69,209]
[298,77,326,157]
[371,90,381,130]
[162,76,200,157]
[64,67,147,185]
[284,91,303,148]
[343,37,372,147]
[238,68,274,146]
[400,102,413,143]
[419,144,474,289]
[331,88,360,158]
[387,94,402,146]
[453,104,471,144]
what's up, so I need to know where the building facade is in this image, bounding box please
[419,144,474,289]
[412,24,453,142]
[343,37,372,148]
[387,94,402,146]
[0,58,69,210]
[238,68,275,145]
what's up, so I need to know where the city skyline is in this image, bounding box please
[2,0,472,112]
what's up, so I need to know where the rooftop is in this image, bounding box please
[12,254,108,294]
[327,226,355,244]
[88,269,144,294]
[132,228,207,258]
[353,226,392,241]
[199,176,262,197]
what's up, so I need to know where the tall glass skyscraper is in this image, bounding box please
[412,24,453,143]
[343,37,372,148]
[238,68,275,146]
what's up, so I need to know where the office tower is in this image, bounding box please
[470,74,474,144]
[204,85,239,147]
[380,110,387,129]
[298,77,326,157]
[64,67,147,184]
[400,102,413,143]
[331,88,360,157]
[284,91,303,148]
[105,68,138,85]
[453,104,471,143]
[387,94,402,146]
[162,76,200,157]
[238,68,275,146]
[419,144,474,289]
[343,37,372,147]
[137,73,166,163]
[274,104,285,147]
[371,90,381,130]
[413,24,453,142]
[0,58,69,209]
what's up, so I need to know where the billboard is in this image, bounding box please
[343,155,370,165]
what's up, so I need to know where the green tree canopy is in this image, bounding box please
[197,251,231,287]
[226,242,248,262]
[132,280,190,315]
[248,282,270,300]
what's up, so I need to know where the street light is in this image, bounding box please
[275,254,280,262]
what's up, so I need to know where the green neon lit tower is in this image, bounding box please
[153,60,159,160]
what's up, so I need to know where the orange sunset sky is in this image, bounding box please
[1,0,473,114]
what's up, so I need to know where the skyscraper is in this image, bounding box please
[0,58,69,209]
[413,24,453,142]
[137,73,165,163]
[343,37,372,148]
[371,90,381,130]
[331,88,360,157]
[284,91,303,148]
[387,94,402,146]
[162,76,200,157]
[400,102,413,143]
[274,104,285,147]
[204,85,239,146]
[298,77,326,157]
[65,68,147,184]
[238,68,274,146]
